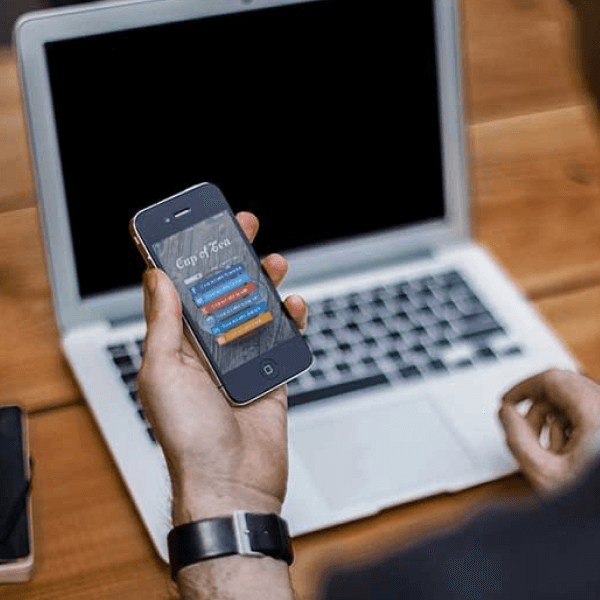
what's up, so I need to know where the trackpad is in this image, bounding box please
[289,391,478,511]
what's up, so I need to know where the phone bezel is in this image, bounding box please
[130,182,313,404]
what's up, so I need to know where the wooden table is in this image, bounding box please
[2,0,600,597]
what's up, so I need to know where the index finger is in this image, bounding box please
[502,369,592,427]
[236,211,259,243]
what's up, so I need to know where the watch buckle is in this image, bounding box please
[232,511,263,558]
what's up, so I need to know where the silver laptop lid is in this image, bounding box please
[15,0,469,332]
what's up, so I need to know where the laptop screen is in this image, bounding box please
[44,0,444,299]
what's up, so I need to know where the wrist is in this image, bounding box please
[171,479,283,526]
[168,511,295,599]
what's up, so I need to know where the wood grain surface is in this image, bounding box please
[472,104,600,298]
[0,48,33,214]
[462,0,585,123]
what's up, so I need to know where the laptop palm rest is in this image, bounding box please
[289,389,478,513]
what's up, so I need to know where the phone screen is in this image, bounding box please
[0,407,30,562]
[152,210,297,375]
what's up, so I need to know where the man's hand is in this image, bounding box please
[499,368,600,495]
[137,211,307,526]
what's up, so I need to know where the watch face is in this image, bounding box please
[167,512,292,580]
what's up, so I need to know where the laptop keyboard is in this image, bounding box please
[107,269,523,427]
[287,269,523,408]
[106,340,158,444]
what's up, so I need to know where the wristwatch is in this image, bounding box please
[167,511,294,580]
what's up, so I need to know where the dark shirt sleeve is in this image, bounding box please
[322,460,600,600]
[560,0,600,110]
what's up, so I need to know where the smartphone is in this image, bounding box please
[130,183,313,405]
[0,406,34,583]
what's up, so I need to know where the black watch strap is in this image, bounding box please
[167,511,294,580]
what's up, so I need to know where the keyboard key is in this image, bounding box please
[432,337,451,349]
[501,345,523,357]
[121,371,138,392]
[441,300,458,312]
[441,270,465,288]
[399,365,421,380]
[310,368,326,380]
[427,359,447,372]
[459,298,487,316]
[394,309,411,322]
[108,343,128,357]
[459,324,505,342]
[460,310,495,324]
[410,343,428,354]
[112,354,134,370]
[409,326,427,337]
[288,373,390,408]
[454,358,473,369]
[319,298,335,311]
[475,347,496,360]
[386,350,403,362]
[287,378,301,389]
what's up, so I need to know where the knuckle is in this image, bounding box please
[541,367,568,388]
[542,367,564,380]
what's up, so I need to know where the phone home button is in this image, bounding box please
[260,359,279,379]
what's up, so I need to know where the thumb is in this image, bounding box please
[143,269,183,359]
[498,403,549,475]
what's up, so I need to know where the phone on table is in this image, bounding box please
[0,406,34,583]
[130,182,313,405]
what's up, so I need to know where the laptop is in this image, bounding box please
[14,0,578,562]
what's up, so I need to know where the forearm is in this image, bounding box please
[176,554,296,600]
[171,481,297,600]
